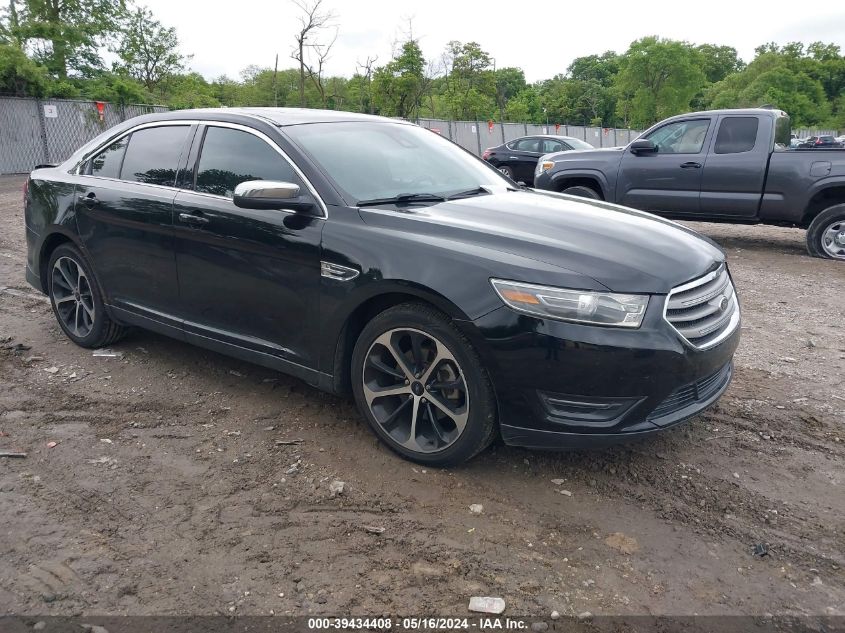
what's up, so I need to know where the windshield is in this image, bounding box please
[566,138,594,150]
[284,122,509,204]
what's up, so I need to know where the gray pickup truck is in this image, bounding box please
[533,108,845,260]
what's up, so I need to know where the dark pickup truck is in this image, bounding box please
[533,108,845,260]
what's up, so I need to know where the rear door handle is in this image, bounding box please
[680,162,702,169]
[178,212,209,226]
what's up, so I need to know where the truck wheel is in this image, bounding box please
[561,185,601,200]
[806,204,845,260]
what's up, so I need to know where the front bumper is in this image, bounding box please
[465,301,740,449]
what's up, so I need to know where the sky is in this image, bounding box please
[141,0,845,82]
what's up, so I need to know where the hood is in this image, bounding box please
[358,190,724,295]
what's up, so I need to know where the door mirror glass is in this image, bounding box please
[233,180,313,211]
[630,139,657,155]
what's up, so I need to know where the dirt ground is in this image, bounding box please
[0,173,843,618]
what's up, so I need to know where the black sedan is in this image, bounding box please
[482,135,593,184]
[24,109,739,465]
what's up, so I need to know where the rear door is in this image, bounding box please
[510,137,544,182]
[171,124,324,369]
[616,118,712,215]
[699,115,768,218]
[74,123,193,320]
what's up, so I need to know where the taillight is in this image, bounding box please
[481,149,492,160]
[815,139,822,145]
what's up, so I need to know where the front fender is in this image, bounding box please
[549,168,613,199]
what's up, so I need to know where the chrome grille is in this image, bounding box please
[664,265,739,349]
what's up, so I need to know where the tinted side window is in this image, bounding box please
[89,137,128,178]
[645,120,710,154]
[714,117,759,154]
[543,140,564,153]
[195,127,297,198]
[120,126,189,186]
[515,138,541,152]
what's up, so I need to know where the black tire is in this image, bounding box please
[806,204,845,260]
[47,243,128,348]
[497,165,516,180]
[351,303,497,466]
[560,185,601,200]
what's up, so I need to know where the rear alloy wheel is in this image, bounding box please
[498,165,515,180]
[47,243,127,348]
[560,185,601,200]
[806,204,845,260]
[351,304,497,465]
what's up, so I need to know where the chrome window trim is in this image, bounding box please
[662,263,741,350]
[76,118,328,218]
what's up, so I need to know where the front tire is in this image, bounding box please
[806,204,845,260]
[560,185,601,200]
[351,303,497,466]
[47,243,127,348]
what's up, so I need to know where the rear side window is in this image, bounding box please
[120,126,190,187]
[542,140,564,153]
[194,127,298,198]
[89,137,127,178]
[515,138,541,152]
[714,117,759,154]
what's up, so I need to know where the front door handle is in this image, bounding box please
[178,212,209,226]
[680,162,702,169]
[77,193,98,208]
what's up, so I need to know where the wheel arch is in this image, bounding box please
[329,284,476,396]
[549,170,608,199]
[801,184,845,228]
[38,228,83,292]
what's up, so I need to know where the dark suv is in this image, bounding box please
[24,108,740,465]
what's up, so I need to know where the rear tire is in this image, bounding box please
[560,185,601,200]
[351,303,497,466]
[497,165,515,180]
[47,243,127,348]
[806,204,845,260]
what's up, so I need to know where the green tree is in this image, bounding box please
[0,41,48,95]
[114,6,187,92]
[15,0,128,78]
[696,44,743,83]
[566,51,619,85]
[614,36,707,127]
[493,66,526,121]
[371,39,429,119]
[442,40,495,120]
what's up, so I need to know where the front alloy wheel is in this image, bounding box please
[363,328,469,454]
[351,303,498,465]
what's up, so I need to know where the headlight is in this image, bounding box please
[491,279,649,328]
[535,160,555,176]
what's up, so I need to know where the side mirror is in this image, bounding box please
[233,180,315,212]
[629,139,657,155]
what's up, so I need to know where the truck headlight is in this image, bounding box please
[491,279,649,328]
[536,160,555,176]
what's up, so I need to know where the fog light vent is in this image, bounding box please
[537,391,642,428]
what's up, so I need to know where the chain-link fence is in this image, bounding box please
[417,118,642,156]
[0,97,167,174]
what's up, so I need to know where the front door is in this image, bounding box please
[510,137,544,183]
[74,123,193,317]
[172,124,324,369]
[617,118,712,215]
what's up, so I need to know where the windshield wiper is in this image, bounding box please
[357,193,446,207]
[446,187,492,200]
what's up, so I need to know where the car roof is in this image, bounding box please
[661,107,788,122]
[154,107,402,126]
[509,135,583,141]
